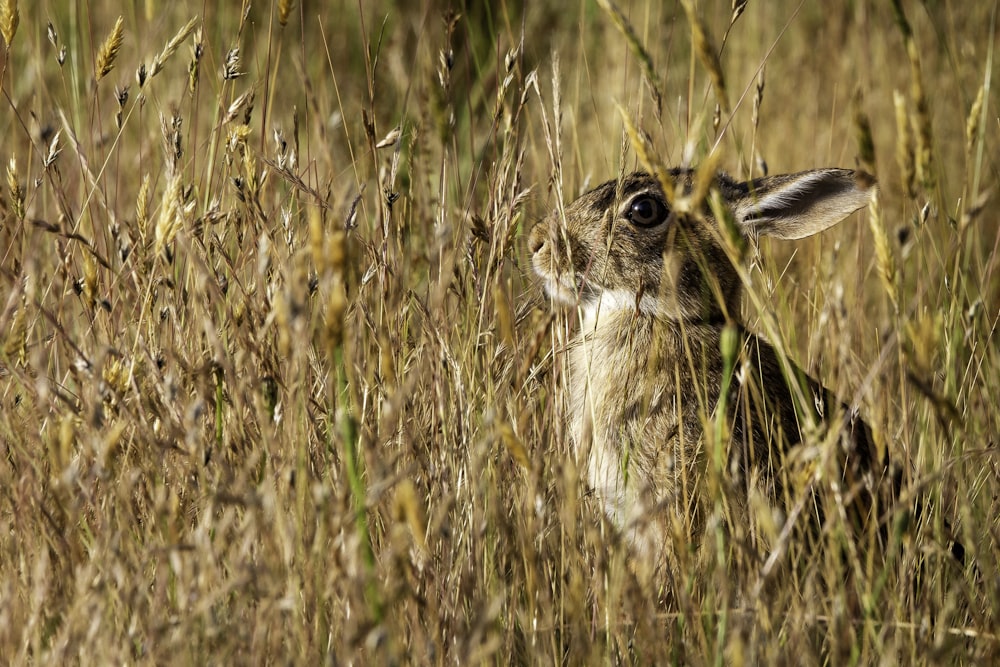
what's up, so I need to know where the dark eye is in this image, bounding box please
[626,194,668,227]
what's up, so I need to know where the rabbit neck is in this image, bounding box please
[568,305,727,551]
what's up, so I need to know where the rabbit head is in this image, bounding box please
[529,168,876,323]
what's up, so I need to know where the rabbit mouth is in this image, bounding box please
[538,268,667,321]
[538,271,618,310]
[537,272,582,305]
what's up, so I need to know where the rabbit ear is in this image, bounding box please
[732,169,876,240]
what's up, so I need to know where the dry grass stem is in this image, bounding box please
[0,4,995,663]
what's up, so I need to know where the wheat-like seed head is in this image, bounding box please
[136,174,151,243]
[308,207,324,273]
[153,171,184,258]
[596,0,663,113]
[731,0,749,22]
[223,47,244,80]
[681,0,730,114]
[966,83,985,159]
[853,91,876,175]
[867,187,898,313]
[278,0,294,27]
[225,89,255,125]
[0,0,18,48]
[81,248,98,309]
[752,65,765,130]
[149,16,198,80]
[906,43,935,192]
[6,156,22,221]
[893,90,916,199]
[95,16,125,82]
[3,302,26,363]
[102,357,130,397]
[187,29,203,95]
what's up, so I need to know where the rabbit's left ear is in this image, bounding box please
[732,169,876,240]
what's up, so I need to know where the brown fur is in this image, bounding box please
[529,168,883,565]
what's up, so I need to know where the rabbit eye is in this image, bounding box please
[626,195,668,228]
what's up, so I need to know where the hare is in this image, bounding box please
[529,167,888,564]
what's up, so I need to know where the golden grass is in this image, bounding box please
[0,0,17,50]
[0,0,998,663]
[94,16,124,82]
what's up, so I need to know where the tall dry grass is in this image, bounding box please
[0,0,997,663]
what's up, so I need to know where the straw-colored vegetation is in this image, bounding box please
[0,0,997,662]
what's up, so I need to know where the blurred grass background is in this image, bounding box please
[0,0,998,662]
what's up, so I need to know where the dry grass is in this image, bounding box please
[0,0,998,663]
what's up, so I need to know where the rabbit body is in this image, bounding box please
[530,168,879,560]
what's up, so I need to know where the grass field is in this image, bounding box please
[1,0,998,662]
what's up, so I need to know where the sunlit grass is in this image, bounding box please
[0,0,997,662]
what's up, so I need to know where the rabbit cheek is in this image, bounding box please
[647,250,693,319]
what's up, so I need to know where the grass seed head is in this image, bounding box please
[279,0,294,27]
[6,156,23,221]
[853,89,876,175]
[187,29,203,94]
[0,0,18,48]
[95,16,125,82]
[907,42,935,193]
[681,0,730,114]
[223,46,244,80]
[596,0,663,113]
[966,82,985,158]
[136,173,151,242]
[82,250,98,309]
[893,90,916,198]
[752,65,765,130]
[153,171,184,258]
[150,16,199,80]
[3,303,26,363]
[867,187,899,313]
[102,357,130,397]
